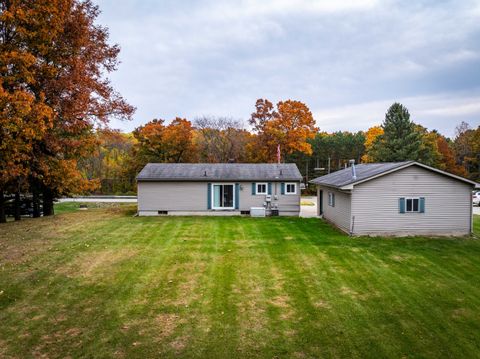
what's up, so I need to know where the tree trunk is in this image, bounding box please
[42,187,54,216]
[14,192,21,221]
[32,186,41,218]
[0,190,6,223]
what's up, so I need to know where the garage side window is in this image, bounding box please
[399,197,425,213]
[328,192,335,207]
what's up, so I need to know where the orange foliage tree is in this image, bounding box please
[0,0,134,218]
[28,0,133,215]
[361,126,383,163]
[436,136,467,176]
[126,118,197,183]
[0,0,56,221]
[249,99,317,162]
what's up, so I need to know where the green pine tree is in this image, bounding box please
[370,103,422,162]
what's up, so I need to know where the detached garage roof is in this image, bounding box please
[137,163,302,182]
[310,161,478,189]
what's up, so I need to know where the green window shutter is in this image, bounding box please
[267,183,272,195]
[419,197,425,213]
[281,183,285,195]
[207,183,212,209]
[332,194,335,207]
[251,183,256,195]
[399,197,405,214]
[235,183,240,210]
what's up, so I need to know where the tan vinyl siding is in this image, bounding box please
[351,165,472,236]
[240,182,300,215]
[138,181,300,216]
[138,182,207,212]
[319,186,351,233]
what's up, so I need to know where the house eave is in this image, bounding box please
[137,178,302,182]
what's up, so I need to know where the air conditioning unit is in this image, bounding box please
[250,207,266,217]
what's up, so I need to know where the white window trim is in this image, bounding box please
[328,192,335,207]
[256,182,268,195]
[285,182,297,195]
[405,197,420,213]
[211,183,236,210]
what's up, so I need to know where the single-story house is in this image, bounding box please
[137,163,302,216]
[310,161,478,236]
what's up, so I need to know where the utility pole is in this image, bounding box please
[327,157,331,174]
[305,161,309,184]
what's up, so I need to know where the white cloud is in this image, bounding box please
[96,0,480,137]
[314,92,480,137]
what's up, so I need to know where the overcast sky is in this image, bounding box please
[97,0,480,137]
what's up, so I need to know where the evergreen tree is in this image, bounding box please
[370,103,422,162]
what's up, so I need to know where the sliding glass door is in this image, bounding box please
[212,184,234,209]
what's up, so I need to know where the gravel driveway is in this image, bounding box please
[300,196,318,218]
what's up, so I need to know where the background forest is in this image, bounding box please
[80,99,480,196]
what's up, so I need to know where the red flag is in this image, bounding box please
[277,144,281,164]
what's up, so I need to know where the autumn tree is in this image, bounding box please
[0,0,56,220]
[162,118,197,163]
[414,125,442,167]
[194,116,252,163]
[22,0,134,215]
[78,129,136,194]
[436,135,466,176]
[249,99,317,162]
[361,126,383,163]
[454,122,480,181]
[125,118,197,185]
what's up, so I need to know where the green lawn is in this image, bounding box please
[1,206,479,358]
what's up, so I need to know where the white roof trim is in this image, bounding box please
[339,161,478,190]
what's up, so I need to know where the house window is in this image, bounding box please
[285,183,296,195]
[406,197,420,213]
[256,183,267,195]
[212,184,235,209]
[399,197,425,214]
[328,192,335,207]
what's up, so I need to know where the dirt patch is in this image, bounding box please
[340,286,359,298]
[314,300,331,309]
[65,328,82,337]
[170,335,188,353]
[390,254,411,262]
[0,237,53,265]
[163,261,207,307]
[270,295,290,308]
[122,312,185,343]
[155,313,180,338]
[57,248,138,279]
[452,308,472,319]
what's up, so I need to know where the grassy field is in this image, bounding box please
[0,204,479,358]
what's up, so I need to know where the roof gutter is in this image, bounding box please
[136,178,303,182]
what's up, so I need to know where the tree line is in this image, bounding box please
[79,102,479,196]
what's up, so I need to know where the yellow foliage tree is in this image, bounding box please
[361,126,383,163]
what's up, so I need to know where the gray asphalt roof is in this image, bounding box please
[137,163,302,181]
[310,161,413,188]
